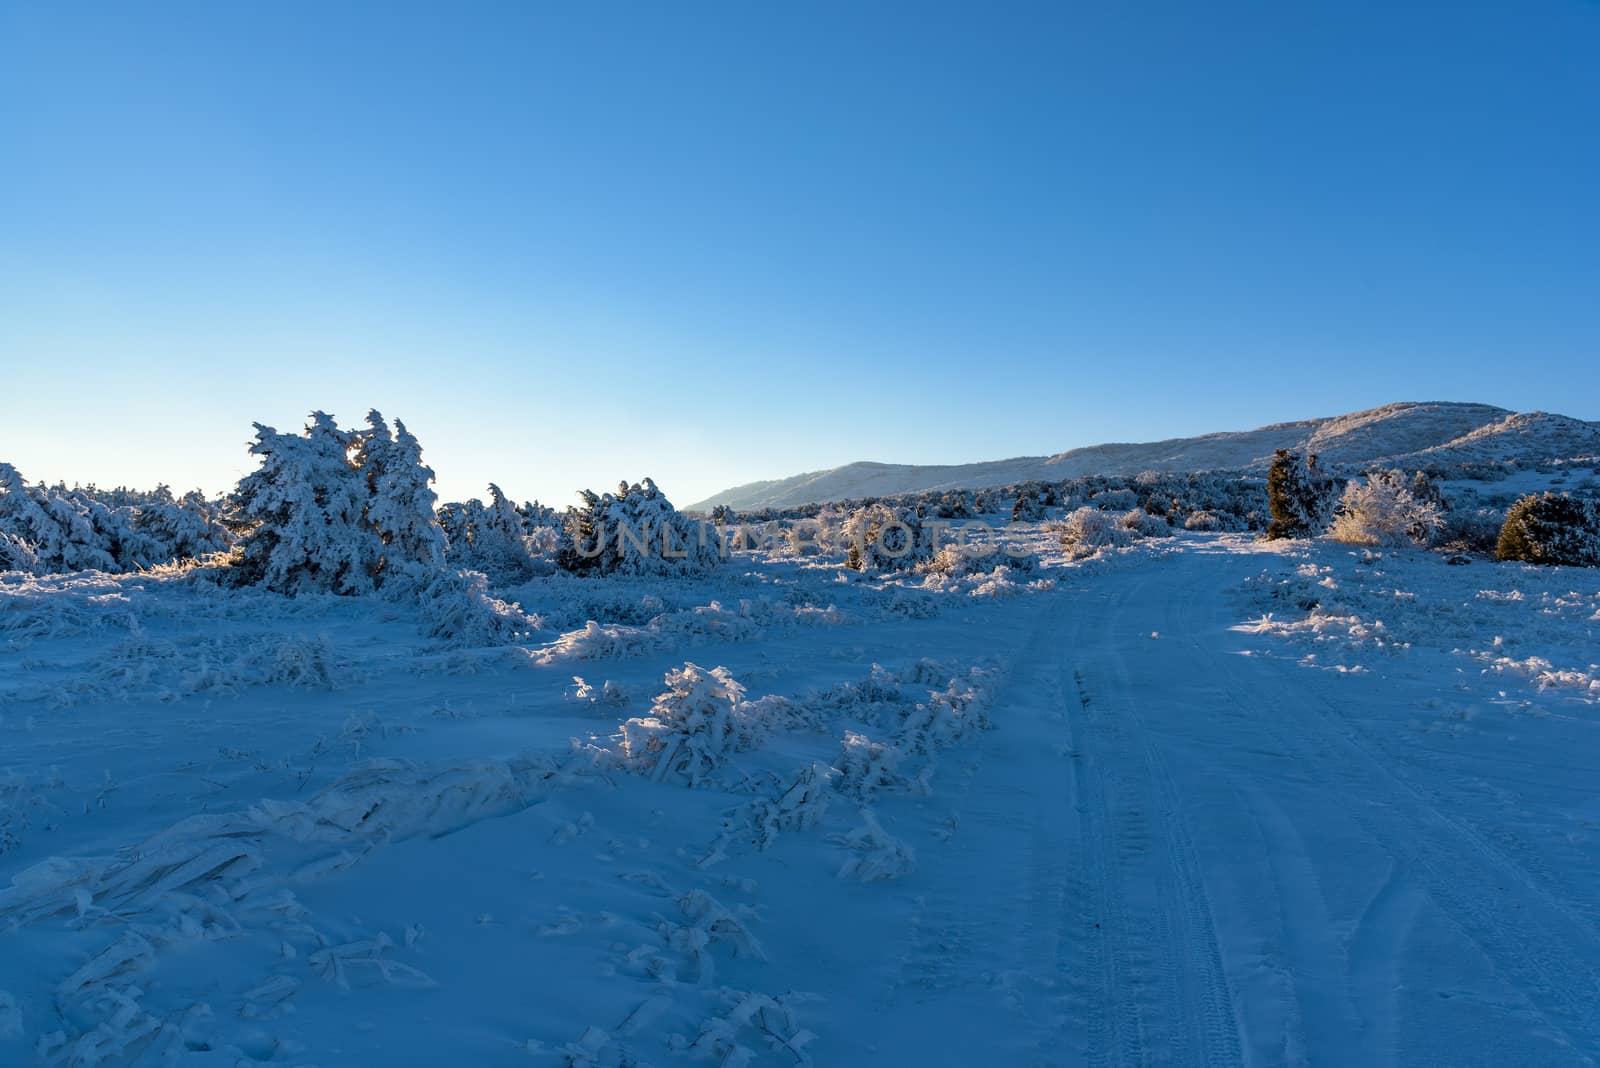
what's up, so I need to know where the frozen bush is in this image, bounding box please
[1120,507,1171,538]
[1090,488,1138,511]
[1184,510,1224,532]
[745,764,831,849]
[415,568,540,645]
[834,808,916,882]
[1328,470,1443,548]
[1437,507,1504,555]
[842,504,934,572]
[924,540,1038,578]
[832,732,909,800]
[620,663,756,786]
[1496,494,1600,567]
[133,492,232,563]
[1012,491,1047,523]
[1059,506,1133,557]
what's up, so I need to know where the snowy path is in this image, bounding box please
[865,540,1600,1066]
[4,536,1600,1065]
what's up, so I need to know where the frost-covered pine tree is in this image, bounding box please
[226,412,383,595]
[0,463,62,572]
[476,483,537,578]
[357,411,447,581]
[36,484,117,572]
[557,478,721,576]
[1496,493,1600,567]
[134,490,232,563]
[1266,450,1337,540]
[65,490,161,571]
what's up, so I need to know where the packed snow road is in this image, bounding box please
[871,539,1600,1066]
[2,533,1599,1065]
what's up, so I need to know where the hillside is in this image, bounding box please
[689,401,1600,511]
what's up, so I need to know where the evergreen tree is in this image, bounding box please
[1266,450,1336,540]
[134,492,231,563]
[477,483,535,578]
[226,412,383,595]
[358,411,447,578]
[0,463,63,571]
[1496,493,1600,567]
[557,479,721,575]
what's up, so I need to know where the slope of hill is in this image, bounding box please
[689,402,1600,511]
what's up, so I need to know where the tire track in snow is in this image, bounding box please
[1058,633,1244,1068]
[1196,567,1600,1061]
[1345,859,1425,1066]
[1081,580,1246,1068]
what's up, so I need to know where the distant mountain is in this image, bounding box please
[688,402,1600,512]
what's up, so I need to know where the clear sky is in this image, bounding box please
[2,1,1596,507]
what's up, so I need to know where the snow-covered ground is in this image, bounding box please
[3,527,1599,1066]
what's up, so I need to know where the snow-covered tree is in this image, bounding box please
[0,463,62,571]
[1266,450,1337,540]
[225,412,383,595]
[842,504,934,572]
[357,411,447,581]
[479,483,537,577]
[134,490,232,563]
[64,490,163,571]
[0,465,121,573]
[1328,470,1442,548]
[1496,493,1600,567]
[557,478,722,576]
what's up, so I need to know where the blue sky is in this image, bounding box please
[2,1,1596,506]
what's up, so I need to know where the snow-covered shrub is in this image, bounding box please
[1059,506,1133,557]
[557,479,722,576]
[924,539,1039,578]
[1328,470,1443,548]
[834,808,915,882]
[415,568,540,645]
[1496,494,1600,567]
[745,764,831,848]
[620,664,756,786]
[224,413,383,595]
[897,670,991,753]
[1090,487,1138,511]
[1266,450,1337,540]
[569,676,629,707]
[832,732,910,800]
[1184,510,1225,532]
[1437,507,1504,555]
[1012,491,1047,523]
[1120,507,1171,539]
[842,504,934,572]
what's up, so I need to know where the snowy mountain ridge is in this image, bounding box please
[690,401,1600,511]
